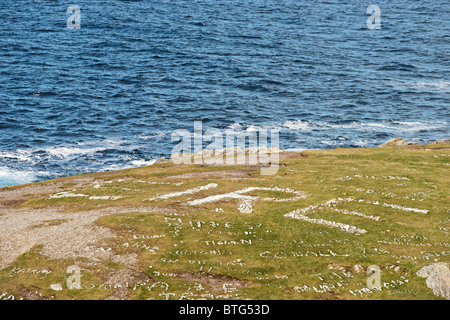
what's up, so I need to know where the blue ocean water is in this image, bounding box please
[0,0,449,187]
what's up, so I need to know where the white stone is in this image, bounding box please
[50,283,63,291]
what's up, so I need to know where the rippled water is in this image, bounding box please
[0,0,449,186]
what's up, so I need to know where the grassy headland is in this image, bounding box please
[0,141,448,300]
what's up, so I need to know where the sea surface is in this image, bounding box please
[0,0,449,187]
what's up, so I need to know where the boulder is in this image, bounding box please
[378,138,404,147]
[416,262,450,300]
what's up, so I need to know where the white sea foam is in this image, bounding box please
[352,139,368,147]
[0,150,33,162]
[226,123,244,129]
[138,131,169,141]
[227,120,447,135]
[0,167,37,187]
[44,139,128,159]
[284,148,306,152]
[45,146,105,158]
[320,139,337,146]
[283,120,312,130]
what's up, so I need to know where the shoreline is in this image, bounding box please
[1,137,449,190]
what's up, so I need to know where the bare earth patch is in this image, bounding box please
[0,206,172,270]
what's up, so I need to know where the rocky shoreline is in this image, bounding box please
[378,138,450,147]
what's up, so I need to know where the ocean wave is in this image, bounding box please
[45,146,106,158]
[43,139,128,159]
[138,131,170,141]
[0,150,33,162]
[0,166,37,187]
[226,120,448,133]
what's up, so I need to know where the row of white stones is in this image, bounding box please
[186,186,308,206]
[285,209,368,235]
[284,197,429,234]
[145,183,219,201]
[358,199,429,214]
[49,192,122,201]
